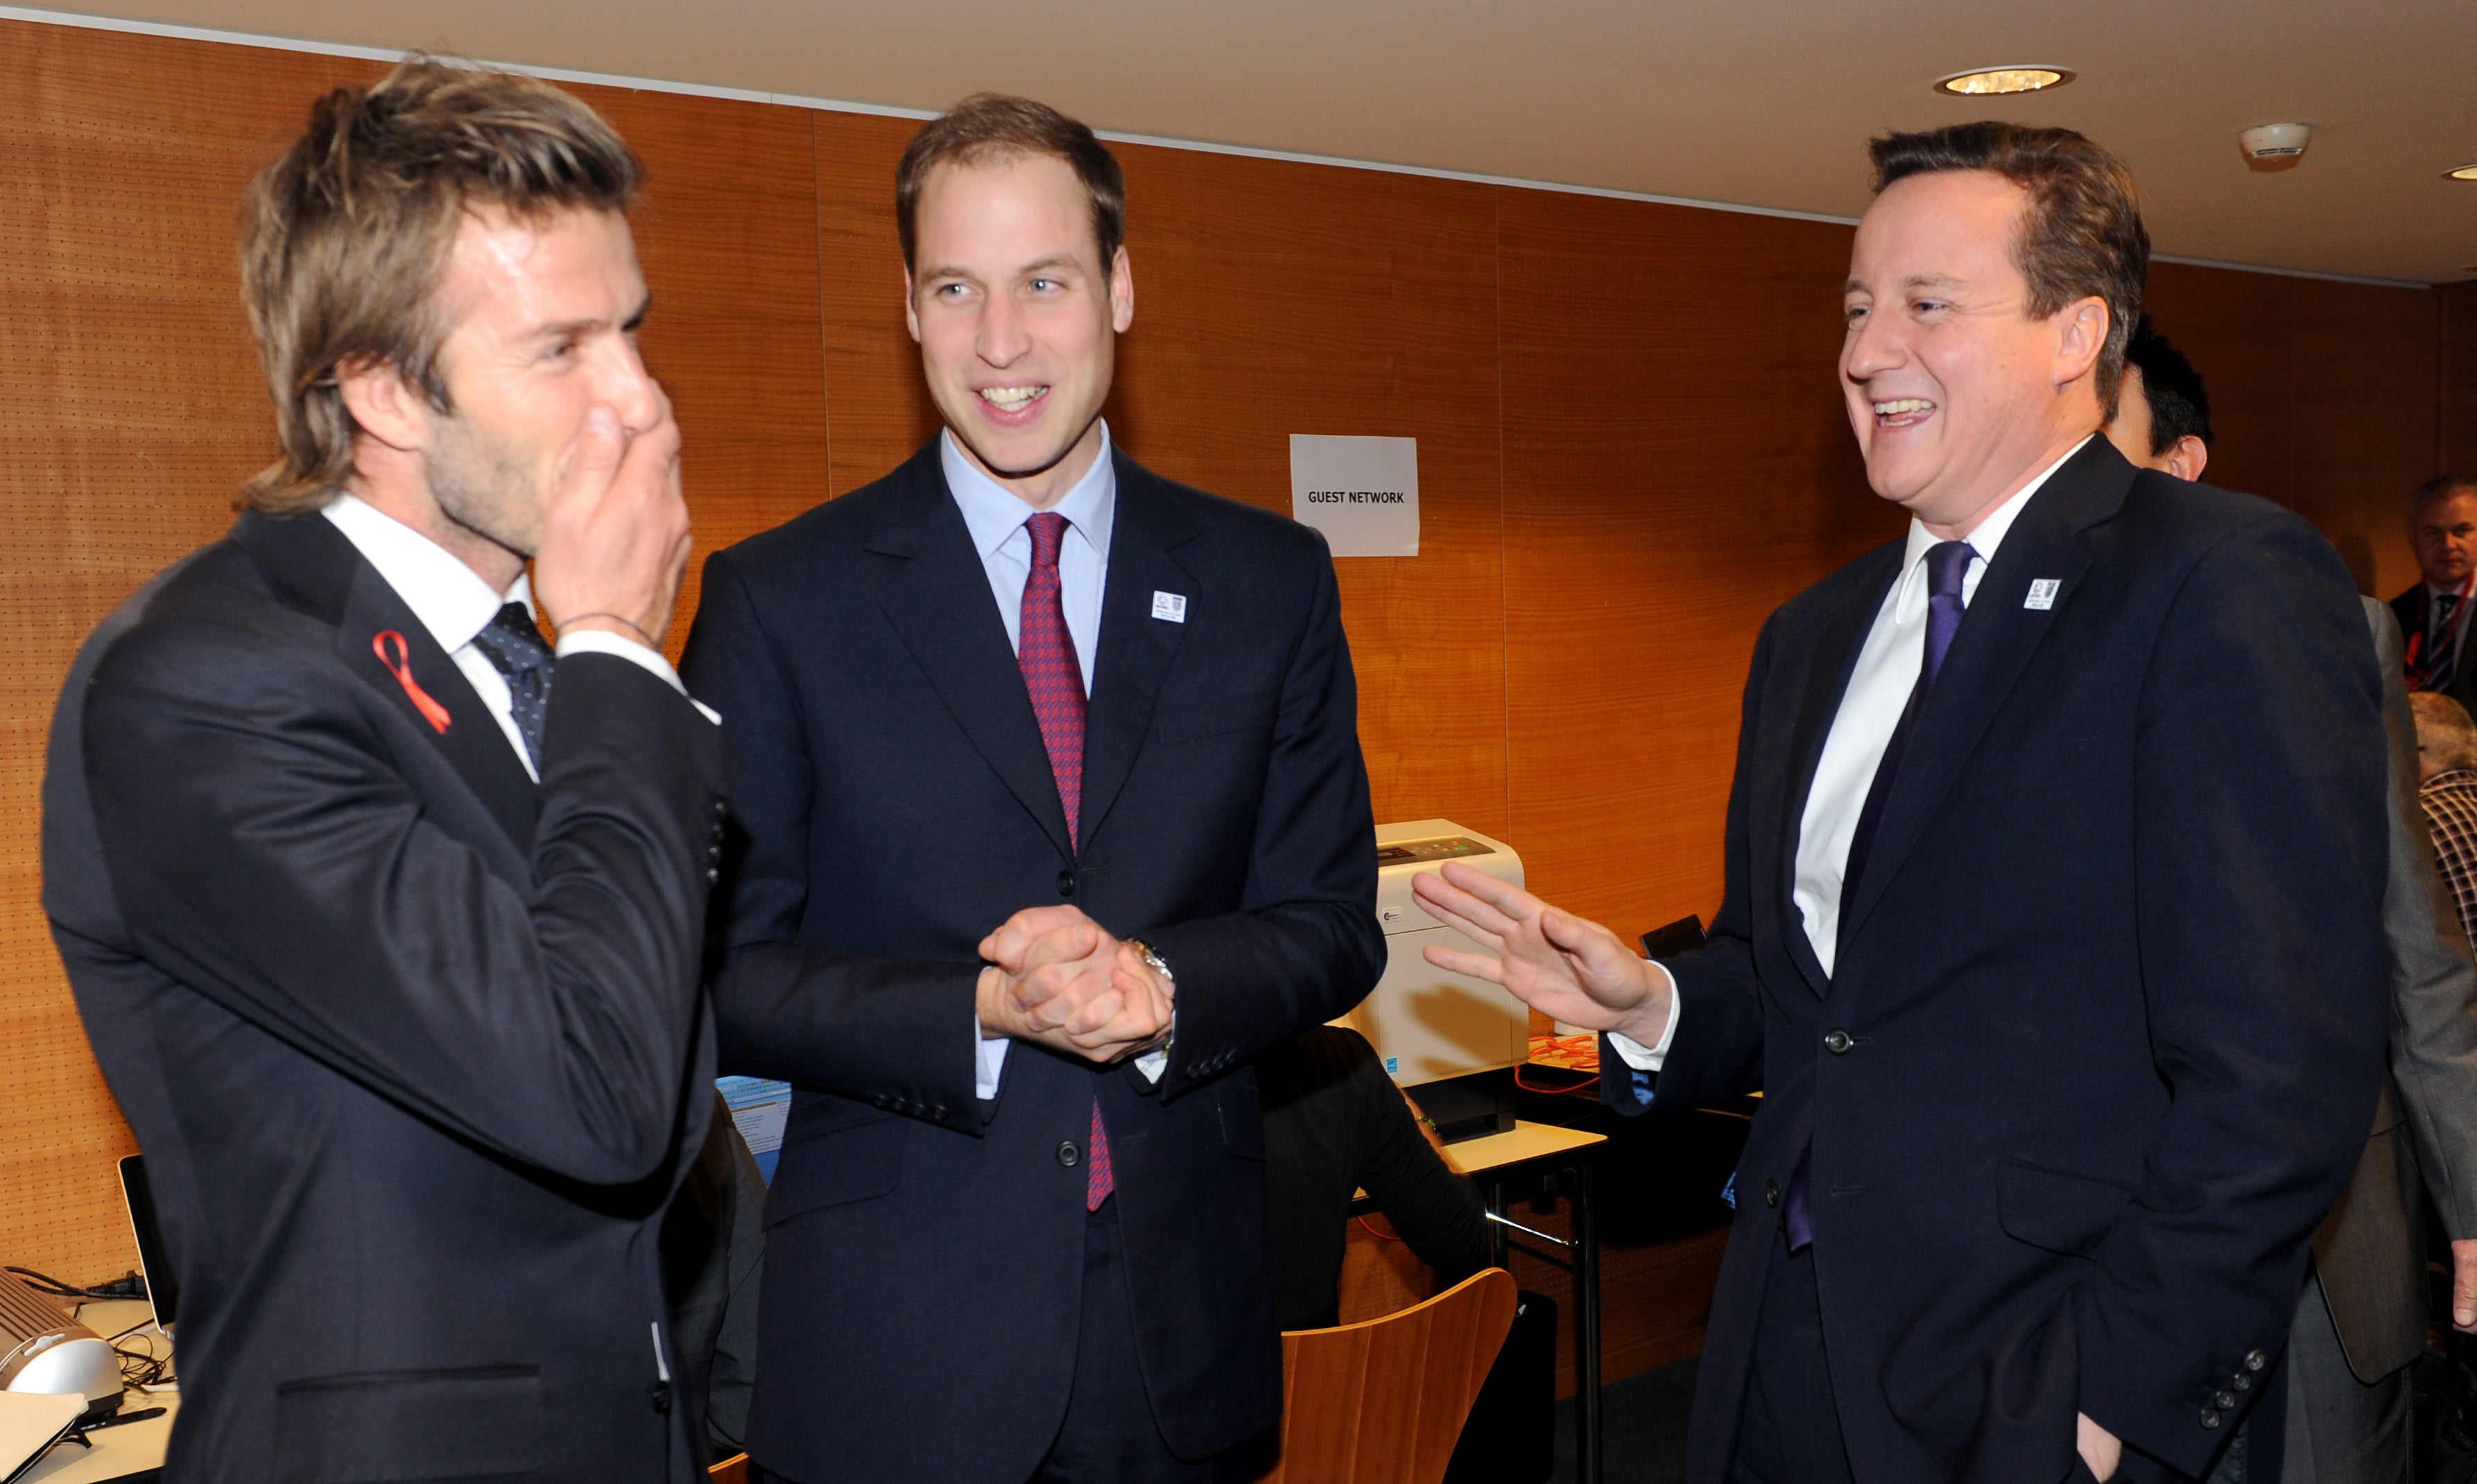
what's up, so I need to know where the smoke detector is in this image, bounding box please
[2239,123,2313,171]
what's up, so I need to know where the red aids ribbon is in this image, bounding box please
[372,630,453,734]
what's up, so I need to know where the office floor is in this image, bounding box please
[1552,1356,1699,1484]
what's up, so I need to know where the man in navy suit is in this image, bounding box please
[1415,123,2388,1483]
[682,94,1383,1484]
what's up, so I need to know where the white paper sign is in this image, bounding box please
[1290,435,1419,557]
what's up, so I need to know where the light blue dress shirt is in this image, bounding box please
[942,427,1166,1098]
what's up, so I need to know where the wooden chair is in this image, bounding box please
[708,1453,748,1483]
[1259,1266,1519,1484]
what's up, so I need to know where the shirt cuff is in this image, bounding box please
[975,1021,1011,1101]
[1133,1013,1175,1084]
[555,629,721,725]
[1606,960,1682,1071]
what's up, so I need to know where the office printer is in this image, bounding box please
[1331,820,1530,1142]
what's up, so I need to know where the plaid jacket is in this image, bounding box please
[2420,768,2477,951]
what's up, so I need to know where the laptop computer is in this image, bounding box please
[116,1156,176,1336]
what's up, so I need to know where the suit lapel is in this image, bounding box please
[1836,442,2128,951]
[232,510,538,848]
[1079,454,1198,852]
[1772,546,1902,997]
[868,446,1077,859]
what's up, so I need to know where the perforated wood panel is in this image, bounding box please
[0,16,2452,1288]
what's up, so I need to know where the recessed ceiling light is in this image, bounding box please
[1933,67,2076,96]
[2449,164,2477,181]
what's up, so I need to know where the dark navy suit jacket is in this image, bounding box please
[43,510,730,1483]
[683,442,1383,1484]
[1613,440,2390,1483]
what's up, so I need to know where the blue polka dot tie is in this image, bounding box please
[469,602,555,774]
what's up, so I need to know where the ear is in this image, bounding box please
[2166,435,2209,483]
[903,268,922,344]
[335,355,432,454]
[1108,245,1134,334]
[2053,297,2109,396]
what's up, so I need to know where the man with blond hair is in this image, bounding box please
[43,60,727,1482]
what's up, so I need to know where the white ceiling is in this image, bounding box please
[25,0,2477,284]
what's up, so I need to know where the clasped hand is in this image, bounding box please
[977,905,1172,1065]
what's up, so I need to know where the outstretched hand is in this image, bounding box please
[1409,861,1671,1045]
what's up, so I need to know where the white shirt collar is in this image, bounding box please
[940,424,1116,565]
[320,492,530,653]
[1895,435,2091,585]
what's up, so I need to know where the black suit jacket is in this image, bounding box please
[2389,583,2477,716]
[682,442,1384,1484]
[1616,441,2390,1484]
[42,510,731,1484]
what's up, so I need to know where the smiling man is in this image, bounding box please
[1410,123,2388,1483]
[43,62,727,1481]
[682,95,1381,1483]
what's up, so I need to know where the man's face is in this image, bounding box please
[1840,170,2108,530]
[906,154,1133,502]
[2412,493,2477,590]
[422,206,659,560]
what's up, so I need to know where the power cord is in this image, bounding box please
[5,1266,148,1303]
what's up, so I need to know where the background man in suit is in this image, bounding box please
[2394,476,2477,707]
[1413,123,2388,1484]
[682,94,1383,1484]
[2112,327,2477,1484]
[40,62,729,1482]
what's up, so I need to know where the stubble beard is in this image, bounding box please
[427,411,544,563]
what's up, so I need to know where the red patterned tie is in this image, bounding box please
[1018,512,1112,1209]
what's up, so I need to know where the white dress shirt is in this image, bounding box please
[940,427,1168,1096]
[1611,438,2089,1071]
[321,493,704,783]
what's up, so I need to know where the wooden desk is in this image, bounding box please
[18,1301,173,1483]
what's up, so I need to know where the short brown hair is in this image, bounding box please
[1868,122,2149,420]
[2410,474,2477,515]
[238,59,641,514]
[2415,691,2477,775]
[895,94,1125,279]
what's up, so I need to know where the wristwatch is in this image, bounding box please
[1123,939,1176,1061]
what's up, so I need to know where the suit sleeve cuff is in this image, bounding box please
[556,629,721,725]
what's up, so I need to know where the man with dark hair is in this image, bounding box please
[684,93,1382,1483]
[2105,315,2212,481]
[2111,322,2477,1484]
[42,60,728,1483]
[1415,121,2387,1484]
[2393,475,2477,711]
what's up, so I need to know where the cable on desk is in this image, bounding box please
[1512,1066,1598,1097]
[1353,1215,1404,1242]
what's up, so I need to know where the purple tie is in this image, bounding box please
[1786,539,1974,1252]
[1017,512,1112,1209]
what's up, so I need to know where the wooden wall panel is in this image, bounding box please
[1101,149,1508,836]
[0,24,377,1282]
[2443,282,2477,478]
[1496,191,1889,933]
[0,15,2454,1297]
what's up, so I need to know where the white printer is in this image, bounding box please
[1334,820,1530,1137]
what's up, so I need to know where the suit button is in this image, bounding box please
[1058,870,1076,897]
[1764,1180,1781,1208]
[2215,1390,2236,1410]
[2200,1410,2220,1430]
[713,800,727,818]
[1057,1141,1081,1168]
[707,868,720,884]
[1823,1028,1854,1055]
[2232,1374,2250,1392]
[650,1381,672,1415]
[2245,1349,2268,1372]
